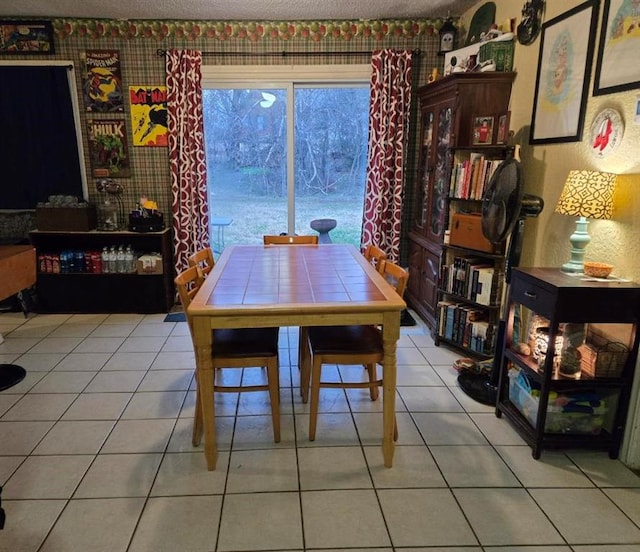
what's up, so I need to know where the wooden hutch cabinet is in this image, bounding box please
[406,72,516,333]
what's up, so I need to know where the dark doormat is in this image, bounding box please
[400,309,417,327]
[164,312,186,323]
[165,310,417,327]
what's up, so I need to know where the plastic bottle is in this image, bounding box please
[116,245,125,273]
[125,245,134,273]
[101,246,110,274]
[108,246,117,274]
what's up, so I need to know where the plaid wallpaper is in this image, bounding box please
[1,17,451,261]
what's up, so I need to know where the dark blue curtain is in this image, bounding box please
[0,65,83,209]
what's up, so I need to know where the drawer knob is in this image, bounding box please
[524,291,537,298]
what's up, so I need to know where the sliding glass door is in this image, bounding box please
[201,65,370,250]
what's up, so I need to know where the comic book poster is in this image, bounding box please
[81,49,124,112]
[129,85,168,146]
[86,119,131,178]
[0,20,55,54]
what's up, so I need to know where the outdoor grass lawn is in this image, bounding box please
[209,194,363,250]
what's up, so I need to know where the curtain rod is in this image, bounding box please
[156,48,420,57]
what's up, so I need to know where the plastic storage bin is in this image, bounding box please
[507,369,608,435]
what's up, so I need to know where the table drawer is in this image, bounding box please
[510,277,556,317]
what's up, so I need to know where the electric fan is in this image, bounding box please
[457,151,544,406]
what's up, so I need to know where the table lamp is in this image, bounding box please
[555,170,616,273]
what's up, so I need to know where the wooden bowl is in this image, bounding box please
[583,262,613,278]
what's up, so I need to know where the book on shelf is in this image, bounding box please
[474,266,496,306]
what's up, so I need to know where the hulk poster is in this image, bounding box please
[87,119,131,178]
[129,85,168,146]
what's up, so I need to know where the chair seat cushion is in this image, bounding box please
[212,327,279,357]
[308,325,382,355]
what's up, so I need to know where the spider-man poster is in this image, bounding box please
[81,49,124,113]
[129,85,168,147]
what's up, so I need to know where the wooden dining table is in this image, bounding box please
[188,243,406,470]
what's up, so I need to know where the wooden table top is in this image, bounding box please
[189,244,406,316]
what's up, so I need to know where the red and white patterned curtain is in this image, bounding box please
[166,49,210,273]
[361,49,413,263]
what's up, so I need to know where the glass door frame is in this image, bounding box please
[201,64,370,236]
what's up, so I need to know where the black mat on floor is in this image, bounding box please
[400,309,417,326]
[165,310,417,326]
[0,364,26,392]
[164,312,186,322]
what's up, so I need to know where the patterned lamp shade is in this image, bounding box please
[555,170,616,220]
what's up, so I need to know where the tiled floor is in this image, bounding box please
[1,311,640,552]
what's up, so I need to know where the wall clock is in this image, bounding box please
[589,108,624,159]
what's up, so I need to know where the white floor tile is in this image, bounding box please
[529,488,640,544]
[227,448,299,493]
[431,445,521,487]
[218,492,303,551]
[128,495,222,552]
[39,498,145,552]
[62,392,132,420]
[0,499,67,552]
[379,488,477,547]
[74,453,163,498]
[302,489,391,549]
[453,488,565,546]
[3,454,94,499]
[101,419,176,453]
[32,420,115,454]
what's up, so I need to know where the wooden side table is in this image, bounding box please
[0,245,35,390]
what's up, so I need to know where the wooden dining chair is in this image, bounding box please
[174,266,281,445]
[301,259,408,441]
[188,247,215,279]
[263,234,319,245]
[363,244,388,274]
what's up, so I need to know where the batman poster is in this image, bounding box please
[129,85,168,147]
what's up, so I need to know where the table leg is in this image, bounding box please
[193,318,217,470]
[382,312,400,467]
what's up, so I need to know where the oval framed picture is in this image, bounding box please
[589,108,624,159]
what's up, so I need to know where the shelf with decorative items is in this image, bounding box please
[28,228,174,314]
[496,267,640,459]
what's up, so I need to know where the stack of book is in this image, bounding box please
[441,255,502,306]
[449,153,503,200]
[437,300,496,354]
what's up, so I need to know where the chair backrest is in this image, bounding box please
[363,244,388,274]
[263,235,319,245]
[174,266,203,332]
[379,260,409,297]
[188,247,215,278]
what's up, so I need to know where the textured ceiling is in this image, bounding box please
[0,0,478,20]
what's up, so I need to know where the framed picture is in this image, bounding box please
[529,1,599,144]
[471,115,495,145]
[496,112,511,144]
[593,0,640,96]
[0,20,55,54]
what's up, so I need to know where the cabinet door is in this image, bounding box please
[425,99,454,244]
[408,240,440,325]
[413,110,434,233]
